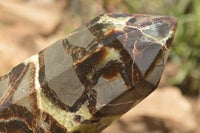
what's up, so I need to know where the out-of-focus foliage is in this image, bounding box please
[169,0,200,95]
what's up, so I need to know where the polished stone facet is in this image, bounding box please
[0,14,177,133]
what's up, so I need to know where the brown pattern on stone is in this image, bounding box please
[39,49,89,113]
[9,63,26,86]
[94,80,156,117]
[0,63,29,111]
[0,13,178,132]
[74,115,82,122]
[87,23,106,43]
[42,112,67,133]
[63,25,133,116]
[28,62,44,132]
[72,47,108,87]
[33,127,45,133]
[38,51,46,85]
[39,51,68,111]
[0,62,42,132]
[64,37,132,114]
[0,120,33,133]
[63,39,87,63]
[0,104,34,132]
[63,36,134,114]
[38,51,67,111]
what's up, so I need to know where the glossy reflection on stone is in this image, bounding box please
[0,13,177,133]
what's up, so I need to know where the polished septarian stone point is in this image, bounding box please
[80,14,178,116]
[0,14,178,133]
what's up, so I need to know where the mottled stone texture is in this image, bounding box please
[0,14,177,133]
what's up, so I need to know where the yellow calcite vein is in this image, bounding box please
[27,54,93,132]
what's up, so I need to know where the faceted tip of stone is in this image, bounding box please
[149,15,178,49]
[163,16,178,48]
[88,13,178,83]
[126,14,178,49]
[99,13,178,49]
